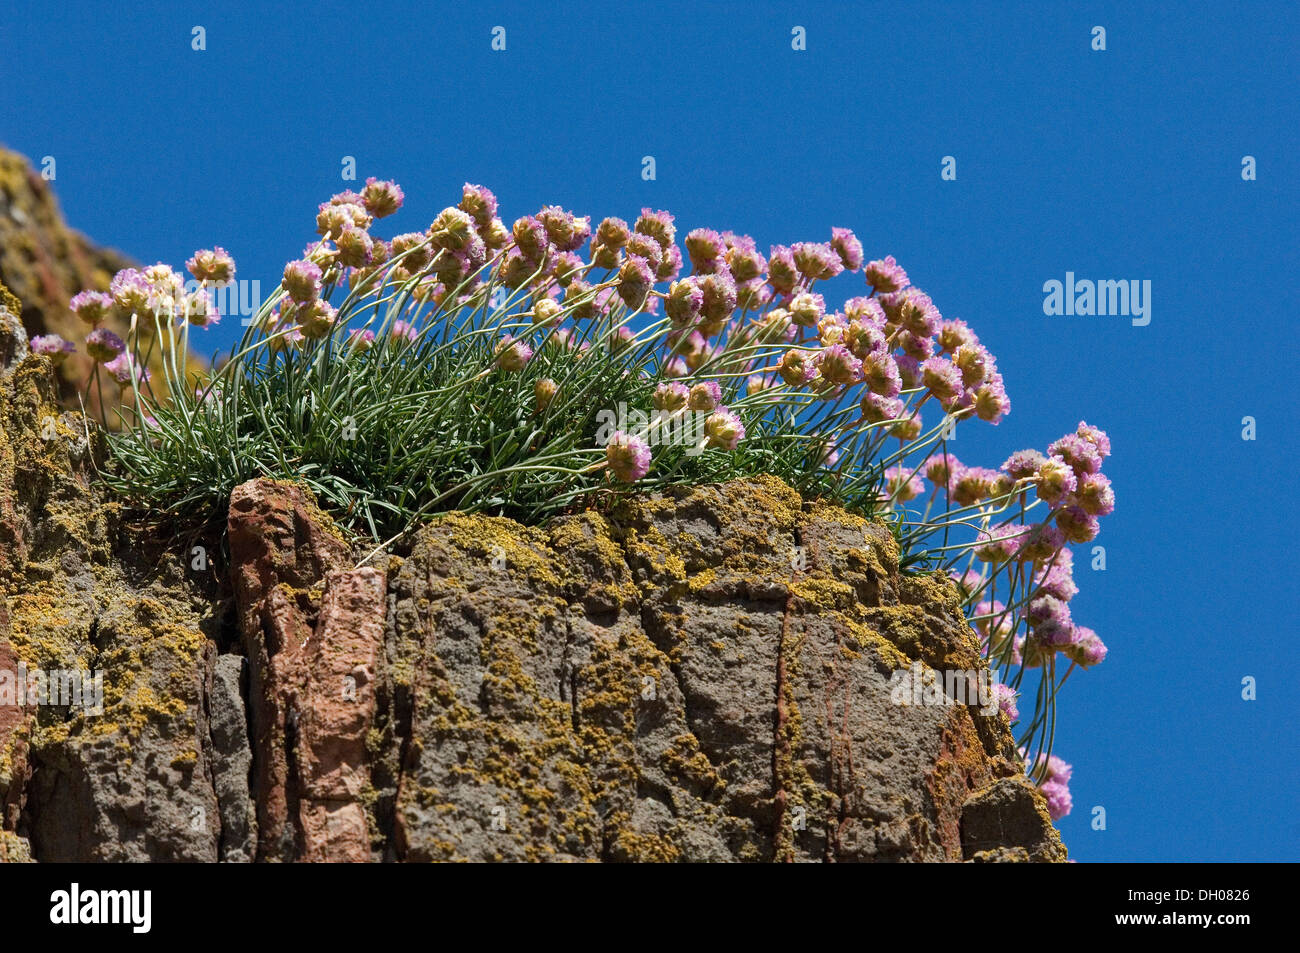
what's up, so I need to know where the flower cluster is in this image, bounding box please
[71,179,1112,801]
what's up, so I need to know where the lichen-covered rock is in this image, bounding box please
[0,293,225,860]
[0,281,247,862]
[960,776,1067,862]
[0,277,1065,861]
[376,477,1066,862]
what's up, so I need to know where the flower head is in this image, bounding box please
[688,381,722,412]
[390,319,419,343]
[665,277,704,326]
[830,227,864,272]
[616,255,654,308]
[791,242,843,281]
[109,269,151,317]
[704,407,746,450]
[493,334,533,372]
[1074,472,1115,516]
[1035,456,1078,505]
[815,344,861,386]
[1066,626,1108,668]
[85,328,125,363]
[652,381,690,412]
[864,255,909,293]
[534,377,559,412]
[70,290,114,326]
[884,466,925,502]
[186,247,236,283]
[685,228,727,271]
[606,431,651,482]
[459,183,498,226]
[634,208,676,251]
[31,334,75,363]
[361,177,405,218]
[104,352,147,385]
[283,259,323,304]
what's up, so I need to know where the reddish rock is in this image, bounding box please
[227,480,383,861]
[295,568,386,863]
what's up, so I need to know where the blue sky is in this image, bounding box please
[3,0,1297,861]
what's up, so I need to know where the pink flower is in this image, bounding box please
[109,269,151,316]
[1049,432,1103,475]
[282,259,323,304]
[767,245,799,295]
[884,466,925,502]
[1040,780,1072,821]
[1056,505,1100,544]
[830,227,864,272]
[459,183,498,226]
[652,381,690,412]
[778,349,815,386]
[595,217,631,249]
[104,352,148,386]
[864,255,909,293]
[724,235,766,282]
[1074,472,1115,516]
[815,344,861,386]
[936,318,978,352]
[685,228,727,272]
[972,373,1010,423]
[665,277,704,326]
[1035,456,1078,505]
[993,683,1019,721]
[1066,626,1108,668]
[85,328,125,363]
[634,208,676,251]
[493,334,533,372]
[921,357,963,405]
[1035,550,1078,602]
[860,392,905,425]
[390,319,418,343]
[704,407,746,450]
[537,205,591,253]
[348,329,377,351]
[1002,449,1047,481]
[688,381,722,412]
[1075,420,1111,459]
[186,247,236,283]
[31,334,75,363]
[361,177,404,218]
[616,255,654,308]
[606,431,652,482]
[791,241,843,281]
[69,290,114,326]
[699,271,737,323]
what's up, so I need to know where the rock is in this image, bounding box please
[208,654,256,863]
[378,477,1066,862]
[0,288,223,861]
[0,276,1066,861]
[227,479,385,861]
[960,776,1067,862]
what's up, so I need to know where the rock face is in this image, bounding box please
[0,281,1066,862]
